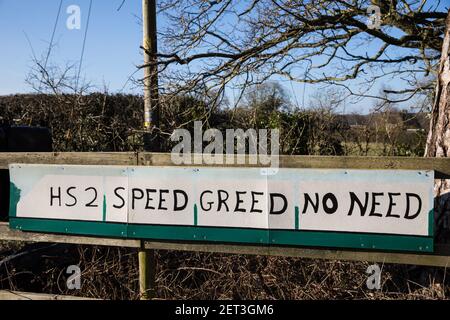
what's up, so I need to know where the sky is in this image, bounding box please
[0,0,448,114]
[0,0,144,95]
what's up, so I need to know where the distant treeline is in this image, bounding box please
[335,112,428,131]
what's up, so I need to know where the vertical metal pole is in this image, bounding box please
[139,243,156,300]
[142,0,160,152]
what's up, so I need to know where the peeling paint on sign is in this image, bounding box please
[8,164,434,252]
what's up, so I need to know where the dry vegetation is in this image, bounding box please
[1,244,447,300]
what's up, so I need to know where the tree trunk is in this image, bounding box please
[425,10,450,242]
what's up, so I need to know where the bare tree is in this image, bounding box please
[244,82,292,114]
[425,10,450,242]
[143,0,447,111]
[426,12,450,158]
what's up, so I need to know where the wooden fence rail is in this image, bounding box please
[1,153,450,299]
[2,152,450,178]
[1,222,450,267]
[0,290,99,300]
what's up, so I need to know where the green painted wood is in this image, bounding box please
[269,230,433,253]
[9,218,433,252]
[9,218,127,238]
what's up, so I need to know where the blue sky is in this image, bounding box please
[0,0,448,113]
[0,0,144,95]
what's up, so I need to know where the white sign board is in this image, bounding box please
[9,164,434,252]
